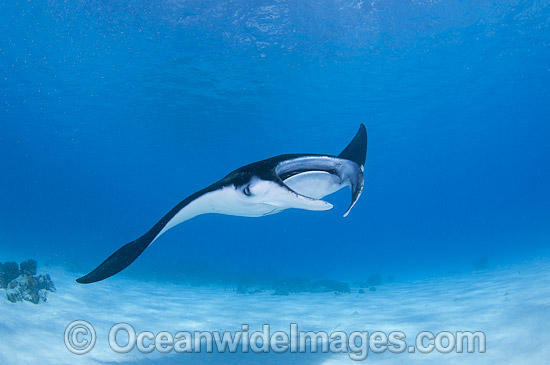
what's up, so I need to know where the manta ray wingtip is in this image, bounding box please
[75,276,91,284]
[338,124,367,168]
[76,234,154,284]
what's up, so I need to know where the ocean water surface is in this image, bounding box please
[1,0,549,364]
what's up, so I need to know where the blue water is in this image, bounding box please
[1,0,549,285]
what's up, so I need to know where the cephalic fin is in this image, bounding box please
[339,124,367,217]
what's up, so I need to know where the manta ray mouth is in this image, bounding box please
[290,189,329,203]
[276,162,364,217]
[279,169,341,200]
[274,178,334,212]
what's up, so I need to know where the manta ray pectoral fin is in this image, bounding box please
[76,188,212,284]
[339,123,367,168]
[76,235,152,284]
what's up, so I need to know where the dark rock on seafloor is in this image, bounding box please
[6,274,56,304]
[36,274,56,291]
[1,259,56,304]
[235,284,265,294]
[367,274,383,287]
[311,280,351,294]
[235,276,353,296]
[273,278,311,294]
[272,288,290,296]
[0,261,20,288]
[236,284,248,294]
[20,259,38,276]
[271,278,351,295]
[473,256,489,271]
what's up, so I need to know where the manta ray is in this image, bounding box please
[77,124,367,284]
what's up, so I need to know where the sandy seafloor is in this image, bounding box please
[0,259,549,365]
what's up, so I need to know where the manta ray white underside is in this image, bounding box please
[158,156,363,239]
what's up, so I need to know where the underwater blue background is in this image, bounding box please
[1,0,549,283]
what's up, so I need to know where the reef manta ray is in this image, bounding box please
[77,124,367,284]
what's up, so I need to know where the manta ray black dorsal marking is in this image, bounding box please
[76,124,367,284]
